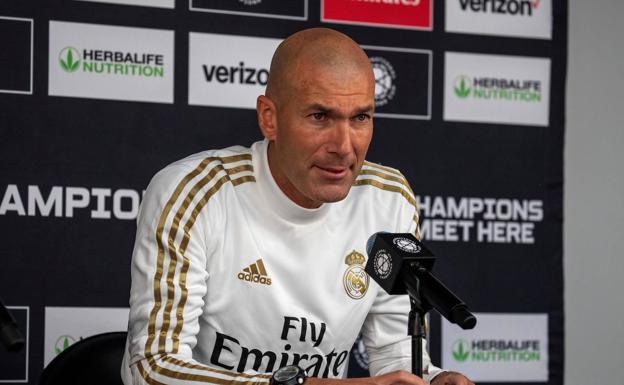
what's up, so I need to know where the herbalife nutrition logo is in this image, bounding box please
[452,339,470,362]
[58,46,165,77]
[54,335,76,355]
[454,75,471,99]
[454,75,541,102]
[59,47,81,73]
[451,338,542,363]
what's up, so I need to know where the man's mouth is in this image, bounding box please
[314,165,350,179]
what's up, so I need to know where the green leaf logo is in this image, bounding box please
[454,75,471,99]
[59,47,81,73]
[54,335,76,355]
[452,339,470,362]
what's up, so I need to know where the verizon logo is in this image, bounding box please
[202,62,269,85]
[459,0,540,16]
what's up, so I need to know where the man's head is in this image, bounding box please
[257,28,375,209]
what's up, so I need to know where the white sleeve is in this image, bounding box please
[122,162,271,385]
[361,194,444,383]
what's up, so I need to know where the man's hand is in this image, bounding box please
[306,370,473,385]
[368,370,428,385]
[306,370,445,385]
[430,371,474,385]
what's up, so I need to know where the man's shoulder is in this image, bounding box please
[168,144,253,172]
[352,160,417,209]
[147,144,256,193]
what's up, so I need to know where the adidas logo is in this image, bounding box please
[237,259,272,285]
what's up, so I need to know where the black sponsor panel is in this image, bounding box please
[0,307,29,381]
[190,0,307,19]
[0,0,566,383]
[363,47,430,119]
[0,17,31,93]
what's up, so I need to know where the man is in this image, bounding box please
[122,28,473,385]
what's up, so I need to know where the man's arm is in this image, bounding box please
[124,159,271,385]
[353,176,473,385]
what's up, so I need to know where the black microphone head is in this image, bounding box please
[366,232,382,256]
[365,232,435,295]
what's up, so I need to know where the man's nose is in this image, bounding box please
[327,120,352,156]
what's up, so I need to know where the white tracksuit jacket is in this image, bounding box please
[122,139,442,384]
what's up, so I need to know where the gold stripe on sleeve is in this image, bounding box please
[140,358,270,385]
[145,153,252,359]
[153,364,269,385]
[363,160,403,177]
[353,178,417,208]
[138,360,168,385]
[159,163,228,352]
[358,168,412,192]
[162,356,272,379]
[171,175,255,354]
[145,157,215,360]
[413,214,422,241]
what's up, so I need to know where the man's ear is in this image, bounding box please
[257,95,277,140]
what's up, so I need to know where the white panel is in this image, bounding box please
[49,21,174,103]
[188,32,281,109]
[446,0,552,39]
[44,307,129,366]
[442,313,548,382]
[444,51,551,126]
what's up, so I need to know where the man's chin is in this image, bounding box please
[312,185,352,204]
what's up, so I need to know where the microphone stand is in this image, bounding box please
[404,264,432,379]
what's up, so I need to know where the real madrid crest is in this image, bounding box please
[343,250,369,300]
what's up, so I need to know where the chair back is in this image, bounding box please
[39,331,127,385]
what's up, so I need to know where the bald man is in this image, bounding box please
[122,28,473,385]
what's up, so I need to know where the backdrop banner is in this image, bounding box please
[0,1,566,384]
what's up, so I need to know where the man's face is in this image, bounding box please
[266,65,375,208]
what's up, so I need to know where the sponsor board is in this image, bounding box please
[190,0,307,21]
[322,0,432,30]
[0,184,144,220]
[446,0,552,39]
[0,16,33,95]
[363,45,431,120]
[187,34,431,120]
[75,0,174,8]
[444,52,551,126]
[416,195,544,244]
[188,32,280,109]
[49,21,174,103]
[0,306,29,383]
[442,313,548,382]
[44,307,129,366]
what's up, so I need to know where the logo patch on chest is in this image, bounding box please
[343,250,369,300]
[237,258,272,285]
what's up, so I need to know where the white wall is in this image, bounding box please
[565,1,624,384]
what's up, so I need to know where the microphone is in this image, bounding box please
[0,297,25,352]
[365,232,476,330]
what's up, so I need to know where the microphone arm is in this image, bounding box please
[365,232,477,378]
[401,262,476,330]
[0,297,25,352]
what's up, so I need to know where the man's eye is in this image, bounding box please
[311,112,326,121]
[355,114,370,122]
